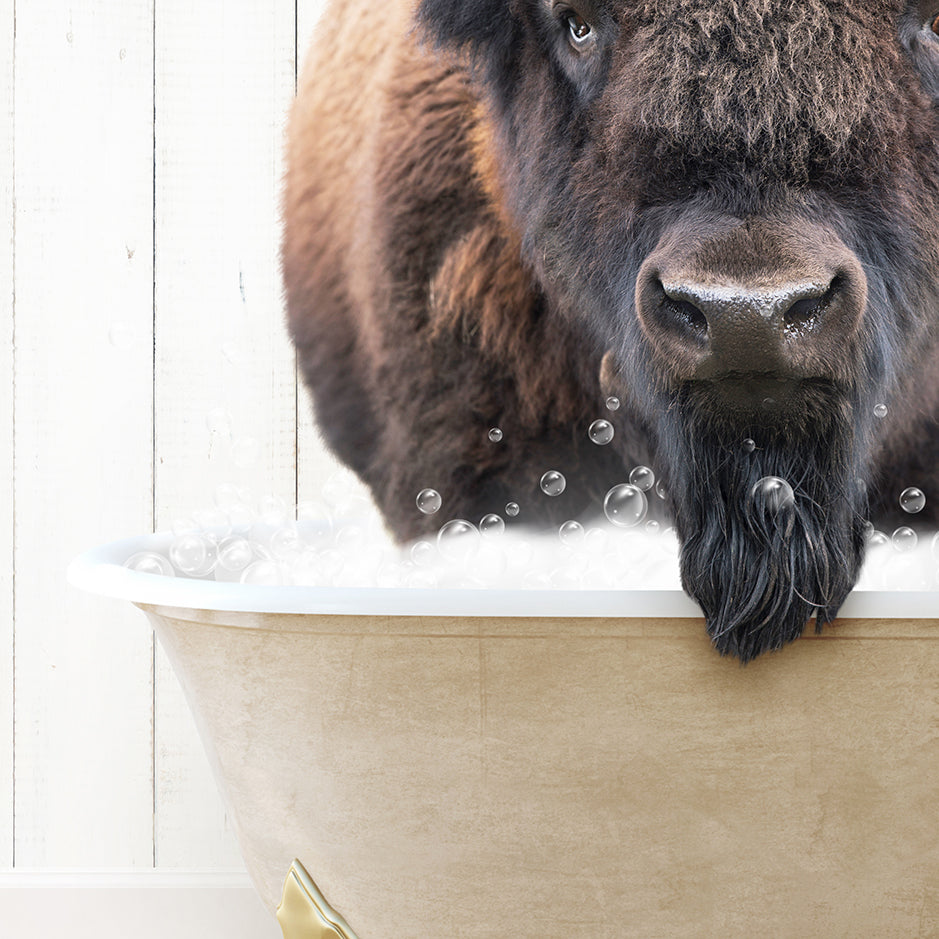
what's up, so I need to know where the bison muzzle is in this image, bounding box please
[282,0,939,661]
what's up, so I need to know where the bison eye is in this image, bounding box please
[565,11,593,46]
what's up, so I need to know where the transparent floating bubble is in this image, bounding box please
[216,536,254,573]
[628,465,655,492]
[540,470,566,497]
[205,408,233,437]
[588,419,615,445]
[584,527,609,553]
[296,500,333,542]
[258,494,289,527]
[240,559,285,586]
[232,436,260,468]
[410,540,436,567]
[335,523,366,552]
[436,518,481,562]
[406,568,439,589]
[290,550,321,586]
[558,519,585,546]
[603,483,648,528]
[169,532,216,576]
[192,507,231,541]
[416,488,442,515]
[749,476,795,515]
[226,501,256,532]
[317,548,345,582]
[645,519,660,535]
[899,487,926,514]
[488,427,503,443]
[873,403,888,419]
[505,502,520,517]
[479,513,505,537]
[866,529,889,548]
[654,480,667,500]
[741,438,756,453]
[605,396,620,411]
[892,526,918,552]
[270,525,303,561]
[124,551,174,577]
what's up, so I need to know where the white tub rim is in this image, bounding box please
[67,531,939,620]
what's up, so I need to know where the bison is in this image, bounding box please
[282,0,939,660]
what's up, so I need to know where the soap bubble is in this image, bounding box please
[892,526,918,552]
[558,520,585,546]
[899,487,926,514]
[437,519,481,562]
[603,484,648,528]
[873,403,888,419]
[296,500,333,541]
[741,438,756,453]
[628,466,655,492]
[540,470,566,497]
[654,480,667,500]
[605,396,620,411]
[505,502,520,517]
[645,520,660,535]
[416,488,442,515]
[488,427,503,443]
[258,494,289,527]
[240,559,285,585]
[588,419,615,445]
[290,550,322,586]
[124,551,174,577]
[216,536,254,573]
[270,525,303,561]
[410,540,436,567]
[192,506,231,541]
[479,513,505,537]
[749,476,795,515]
[866,529,889,548]
[169,532,216,576]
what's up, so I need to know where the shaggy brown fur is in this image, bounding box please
[283,0,939,659]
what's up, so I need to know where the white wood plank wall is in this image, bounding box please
[2,0,344,932]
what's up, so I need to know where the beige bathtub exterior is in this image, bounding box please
[137,603,939,938]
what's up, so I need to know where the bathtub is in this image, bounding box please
[69,530,939,938]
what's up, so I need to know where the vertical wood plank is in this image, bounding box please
[154,0,297,868]
[12,1,155,866]
[0,0,14,870]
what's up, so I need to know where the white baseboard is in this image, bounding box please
[0,871,283,939]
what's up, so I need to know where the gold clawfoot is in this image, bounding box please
[276,859,360,939]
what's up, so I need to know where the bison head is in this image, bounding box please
[417,0,939,659]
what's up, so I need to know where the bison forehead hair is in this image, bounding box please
[284,0,939,660]
[620,0,906,172]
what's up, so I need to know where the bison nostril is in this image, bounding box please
[657,279,708,337]
[666,296,708,334]
[783,276,841,330]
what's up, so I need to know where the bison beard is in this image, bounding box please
[661,391,868,662]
